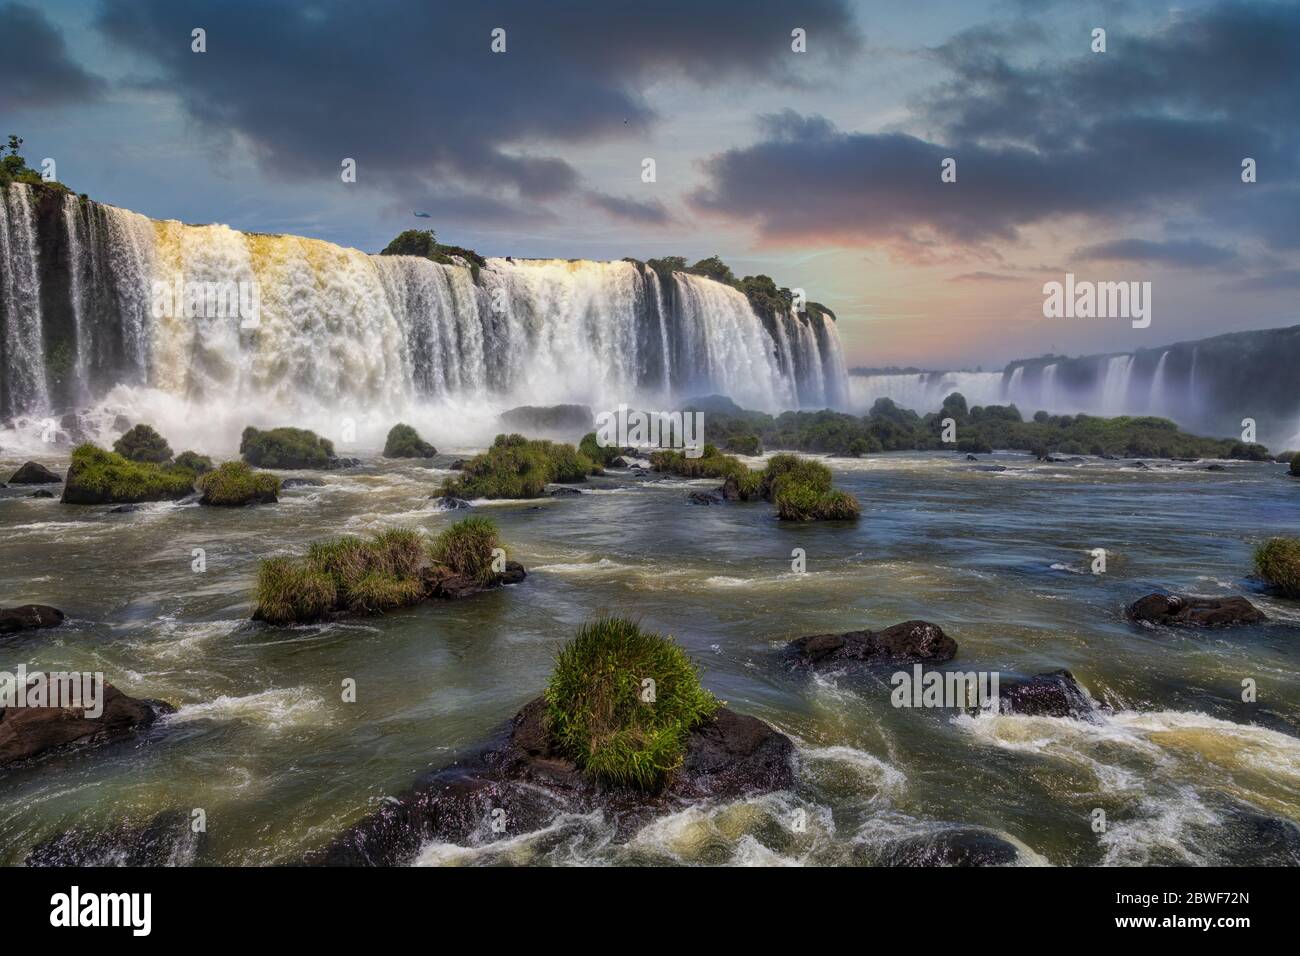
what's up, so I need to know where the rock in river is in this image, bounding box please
[0,604,65,635]
[995,670,1097,719]
[7,461,61,484]
[0,682,173,768]
[26,810,205,867]
[786,620,958,669]
[309,697,794,865]
[1126,593,1266,628]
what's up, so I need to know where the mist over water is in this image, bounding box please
[0,183,848,454]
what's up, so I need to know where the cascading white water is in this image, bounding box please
[1099,354,1134,414]
[0,187,849,450]
[1041,363,1059,409]
[1148,351,1170,414]
[0,184,48,414]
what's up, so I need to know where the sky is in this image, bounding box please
[4,0,1298,370]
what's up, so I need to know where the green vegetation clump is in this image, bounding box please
[648,444,748,481]
[112,424,173,464]
[442,434,600,499]
[240,426,335,469]
[723,433,763,456]
[428,516,500,586]
[197,461,280,506]
[545,617,718,789]
[379,228,486,280]
[253,521,508,623]
[1254,538,1300,598]
[173,450,214,475]
[0,135,66,190]
[383,423,437,458]
[1292,454,1300,477]
[255,527,427,623]
[691,393,1270,461]
[760,454,861,520]
[579,431,623,466]
[61,444,196,504]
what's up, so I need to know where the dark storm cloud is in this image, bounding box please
[1075,238,1241,268]
[692,2,1300,257]
[585,192,672,226]
[0,3,105,111]
[94,0,859,201]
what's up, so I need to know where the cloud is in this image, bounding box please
[585,192,673,226]
[692,2,1300,257]
[94,0,860,203]
[1225,268,1300,292]
[1075,238,1240,268]
[0,3,105,111]
[948,271,1019,282]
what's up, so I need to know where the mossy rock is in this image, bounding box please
[198,461,280,506]
[383,423,437,458]
[441,434,600,500]
[240,426,335,469]
[545,617,718,789]
[112,424,173,464]
[62,444,196,505]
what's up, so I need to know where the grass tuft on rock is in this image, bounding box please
[112,424,173,463]
[197,461,280,506]
[428,516,500,585]
[240,426,335,469]
[253,522,505,623]
[1255,537,1300,597]
[383,423,437,458]
[62,443,196,504]
[648,444,748,481]
[579,431,623,466]
[441,434,600,499]
[545,617,717,790]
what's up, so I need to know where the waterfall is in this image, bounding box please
[0,186,848,447]
[1099,354,1134,414]
[1148,350,1170,414]
[1041,363,1059,409]
[0,184,48,415]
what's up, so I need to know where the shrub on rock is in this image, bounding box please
[240,426,335,469]
[112,424,173,464]
[723,433,763,456]
[61,444,196,505]
[173,450,213,475]
[545,617,718,789]
[649,444,748,481]
[1255,538,1300,597]
[763,454,861,521]
[383,423,437,458]
[428,515,499,585]
[579,431,622,467]
[197,461,280,506]
[1292,455,1300,477]
[442,434,599,499]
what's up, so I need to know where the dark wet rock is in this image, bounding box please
[610,456,630,468]
[1133,460,1149,469]
[281,477,325,489]
[786,620,958,669]
[111,414,132,433]
[498,403,593,438]
[0,604,65,635]
[431,494,472,510]
[8,461,61,484]
[548,486,582,497]
[877,828,1019,867]
[25,810,205,867]
[972,464,1008,472]
[448,459,465,471]
[423,562,526,600]
[1204,464,1228,472]
[27,489,54,498]
[717,476,741,501]
[0,682,173,767]
[309,697,793,866]
[1126,593,1267,628]
[632,467,649,477]
[108,504,142,513]
[327,456,361,469]
[995,670,1097,719]
[688,491,723,505]
[966,453,979,461]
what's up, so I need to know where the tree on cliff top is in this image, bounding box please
[1,135,43,188]
[380,229,439,257]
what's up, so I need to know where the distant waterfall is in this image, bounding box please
[0,184,849,446]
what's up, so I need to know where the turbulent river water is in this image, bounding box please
[2,448,1297,866]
